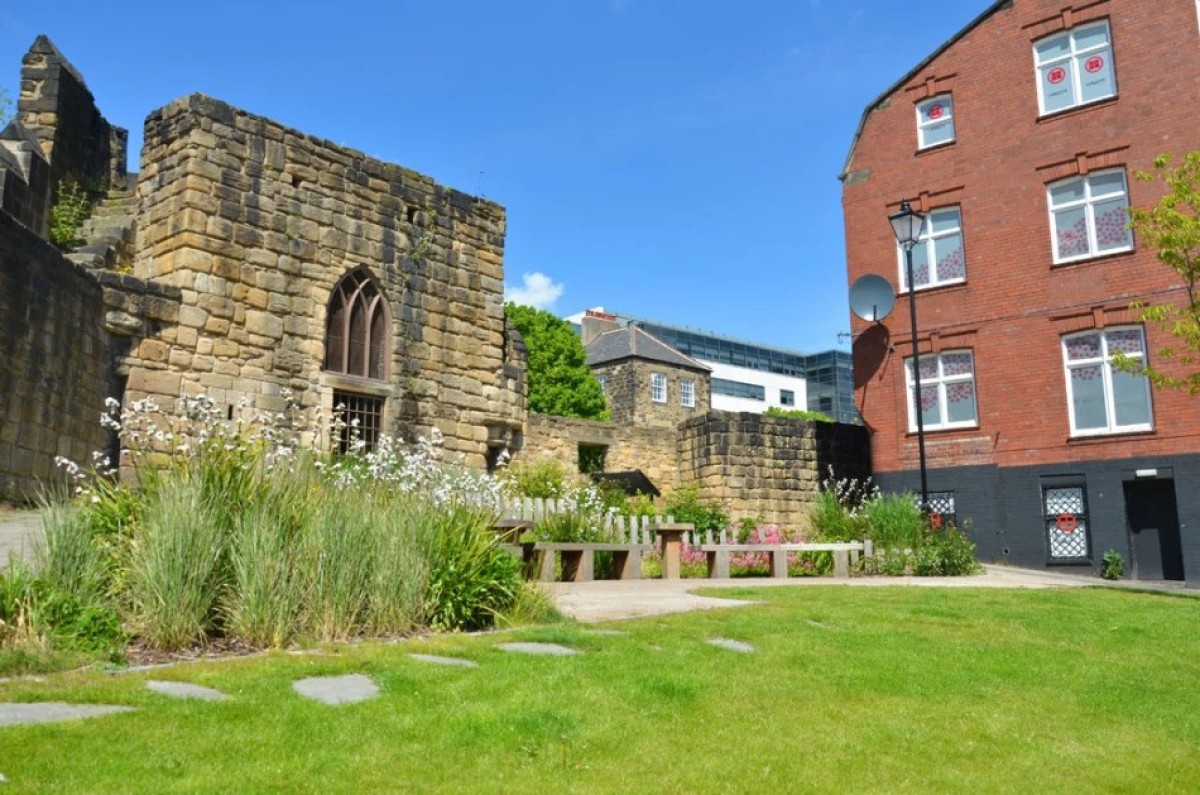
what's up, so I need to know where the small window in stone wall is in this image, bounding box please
[578,444,607,474]
[597,374,607,395]
[333,390,384,453]
[651,372,667,403]
[681,378,695,408]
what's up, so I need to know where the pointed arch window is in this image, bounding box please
[325,269,390,381]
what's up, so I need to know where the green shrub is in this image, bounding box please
[861,493,926,549]
[664,484,728,534]
[809,489,866,541]
[763,407,834,422]
[1101,549,1125,581]
[49,180,97,250]
[501,459,571,499]
[422,505,521,631]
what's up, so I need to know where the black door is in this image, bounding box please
[1123,479,1185,581]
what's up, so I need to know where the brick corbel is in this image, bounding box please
[903,72,959,102]
[1022,1,1110,39]
[1035,145,1130,182]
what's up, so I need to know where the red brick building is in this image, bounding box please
[841,0,1200,582]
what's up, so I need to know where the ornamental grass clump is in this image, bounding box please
[20,389,530,656]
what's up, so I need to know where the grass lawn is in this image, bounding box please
[1,586,1198,793]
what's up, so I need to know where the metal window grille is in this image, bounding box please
[926,491,957,526]
[1043,485,1091,561]
[333,390,384,453]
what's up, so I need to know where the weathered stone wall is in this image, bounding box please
[678,412,871,533]
[130,94,521,464]
[522,413,680,494]
[0,211,109,498]
[18,35,126,214]
[592,358,709,430]
[0,136,51,234]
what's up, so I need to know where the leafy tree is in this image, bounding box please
[1118,153,1200,392]
[505,303,608,419]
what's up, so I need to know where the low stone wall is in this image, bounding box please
[522,410,871,534]
[678,412,871,534]
[522,413,680,493]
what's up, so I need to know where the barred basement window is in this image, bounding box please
[927,491,957,526]
[333,390,384,453]
[1043,485,1091,563]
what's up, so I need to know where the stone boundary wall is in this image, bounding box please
[130,94,521,465]
[522,413,680,493]
[522,410,871,534]
[678,412,871,534]
[0,211,109,498]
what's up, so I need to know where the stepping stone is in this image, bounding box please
[0,702,134,727]
[146,681,229,701]
[496,642,579,656]
[0,772,7,784]
[292,674,379,705]
[407,654,479,668]
[707,638,755,654]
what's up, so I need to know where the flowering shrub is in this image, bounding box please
[15,390,538,654]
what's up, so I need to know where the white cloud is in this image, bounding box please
[505,272,564,310]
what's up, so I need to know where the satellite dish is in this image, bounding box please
[849,274,896,322]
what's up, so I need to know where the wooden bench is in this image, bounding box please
[492,518,533,544]
[529,542,653,582]
[698,541,870,580]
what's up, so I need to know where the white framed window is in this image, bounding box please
[1034,20,1117,116]
[898,206,965,291]
[780,389,795,407]
[596,374,607,395]
[905,350,977,431]
[916,94,955,149]
[1062,327,1152,436]
[651,372,666,403]
[1048,169,1132,263]
[680,378,695,408]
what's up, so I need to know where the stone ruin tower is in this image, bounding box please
[0,36,526,496]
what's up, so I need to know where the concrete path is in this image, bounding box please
[540,565,1188,623]
[0,510,41,564]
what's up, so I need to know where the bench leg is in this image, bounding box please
[562,550,594,582]
[707,550,730,579]
[833,550,850,580]
[537,550,556,582]
[770,550,788,578]
[614,550,641,580]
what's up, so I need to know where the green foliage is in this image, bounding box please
[505,303,608,419]
[49,180,97,250]
[1102,548,1126,581]
[1119,152,1200,392]
[914,525,983,577]
[421,505,521,631]
[861,493,927,549]
[763,407,834,422]
[663,483,729,534]
[500,458,571,499]
[808,489,867,541]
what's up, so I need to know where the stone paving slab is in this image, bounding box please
[0,702,133,727]
[292,674,379,705]
[707,638,755,653]
[407,654,479,668]
[496,642,579,656]
[146,681,229,701]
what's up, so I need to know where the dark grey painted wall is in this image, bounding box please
[875,453,1200,585]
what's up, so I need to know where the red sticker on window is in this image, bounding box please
[1085,56,1105,73]
[1048,66,1067,84]
[1057,513,1079,534]
[928,104,944,120]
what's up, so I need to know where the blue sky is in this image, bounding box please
[1,1,984,353]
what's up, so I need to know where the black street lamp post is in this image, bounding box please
[889,199,929,510]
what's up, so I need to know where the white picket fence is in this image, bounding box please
[498,496,732,546]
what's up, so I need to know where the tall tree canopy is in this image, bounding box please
[506,303,608,419]
[1119,153,1200,393]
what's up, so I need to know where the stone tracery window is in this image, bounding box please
[325,269,390,453]
[325,269,390,381]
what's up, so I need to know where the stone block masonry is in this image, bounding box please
[129,94,523,465]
